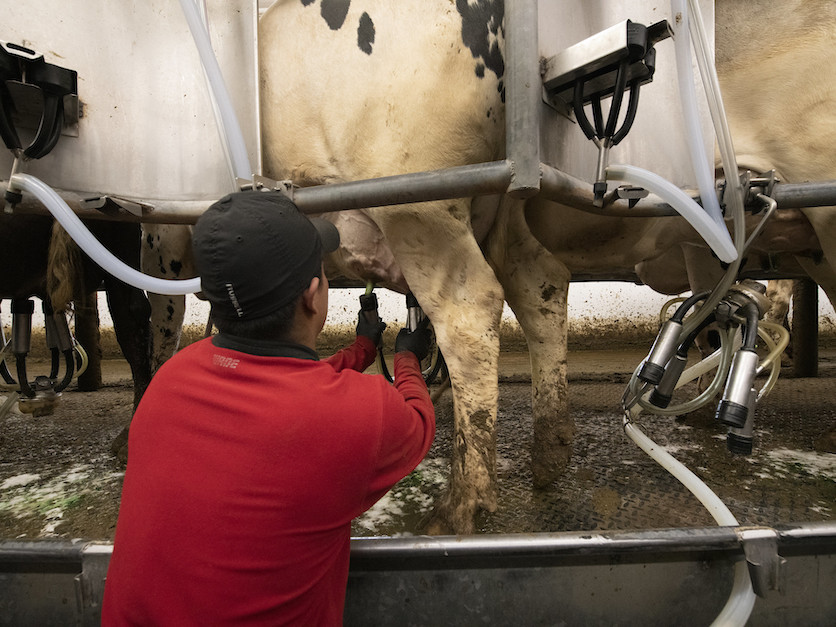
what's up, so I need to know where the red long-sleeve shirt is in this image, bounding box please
[102,334,434,626]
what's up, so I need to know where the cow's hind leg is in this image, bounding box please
[103,277,152,408]
[104,275,152,462]
[73,289,103,392]
[142,224,194,370]
[487,201,573,488]
[372,203,504,535]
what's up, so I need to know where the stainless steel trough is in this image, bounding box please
[1,523,835,625]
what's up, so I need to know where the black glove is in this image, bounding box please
[395,316,432,361]
[356,310,386,346]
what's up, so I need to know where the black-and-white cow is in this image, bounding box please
[146,0,836,532]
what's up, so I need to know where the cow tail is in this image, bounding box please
[47,222,82,313]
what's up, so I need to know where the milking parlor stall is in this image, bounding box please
[1,0,836,624]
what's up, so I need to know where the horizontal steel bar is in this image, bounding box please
[771,179,836,208]
[4,170,836,226]
[0,540,84,573]
[539,163,681,216]
[291,161,513,214]
[1,523,834,574]
[1,161,513,224]
[349,527,742,571]
[0,540,83,563]
[349,522,836,571]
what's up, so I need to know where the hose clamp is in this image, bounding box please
[718,170,779,213]
[237,176,296,200]
[735,526,787,598]
[715,279,772,327]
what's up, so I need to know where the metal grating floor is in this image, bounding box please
[353,352,836,536]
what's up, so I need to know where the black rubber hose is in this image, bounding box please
[572,80,597,140]
[54,349,75,393]
[0,49,22,150]
[676,313,717,358]
[48,347,60,380]
[591,97,605,139]
[670,291,710,323]
[24,93,62,159]
[741,303,760,351]
[612,79,642,146]
[0,85,21,151]
[15,355,33,398]
[378,344,393,383]
[23,60,76,159]
[0,359,17,385]
[604,60,630,138]
[423,350,446,385]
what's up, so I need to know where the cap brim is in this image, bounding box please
[311,218,340,255]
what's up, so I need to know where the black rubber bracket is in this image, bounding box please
[0,41,78,159]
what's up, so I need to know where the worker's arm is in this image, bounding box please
[361,319,436,506]
[324,308,386,372]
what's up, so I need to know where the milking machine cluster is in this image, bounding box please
[560,0,797,619]
[0,299,84,416]
[622,277,788,455]
[558,1,789,459]
[0,40,84,417]
[560,1,790,449]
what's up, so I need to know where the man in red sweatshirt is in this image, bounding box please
[102,190,435,625]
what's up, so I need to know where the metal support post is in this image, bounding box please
[505,0,541,198]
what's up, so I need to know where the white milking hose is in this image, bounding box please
[178,0,252,184]
[676,0,748,340]
[627,342,755,622]
[755,321,790,401]
[606,163,737,263]
[9,174,201,295]
[627,327,756,624]
[670,0,724,226]
[623,402,755,627]
[621,3,757,622]
[4,2,261,297]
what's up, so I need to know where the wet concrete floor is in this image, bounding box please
[3,348,832,540]
[353,347,836,536]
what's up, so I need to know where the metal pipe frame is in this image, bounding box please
[504,0,541,197]
[7,172,836,226]
[2,522,833,572]
[4,0,836,227]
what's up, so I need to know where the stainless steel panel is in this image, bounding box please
[538,0,715,188]
[0,0,259,204]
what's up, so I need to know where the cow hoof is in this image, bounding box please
[423,515,455,536]
[531,444,572,489]
[110,426,130,464]
[422,491,483,535]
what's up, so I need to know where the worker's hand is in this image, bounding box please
[395,317,432,361]
[356,310,386,346]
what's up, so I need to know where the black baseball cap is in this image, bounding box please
[192,191,339,321]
